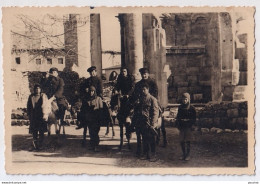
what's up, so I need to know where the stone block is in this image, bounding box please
[221,71,232,86]
[200,118,213,128]
[177,82,189,87]
[199,81,211,86]
[239,108,248,117]
[239,72,247,85]
[227,109,239,118]
[177,87,189,96]
[187,67,200,75]
[213,110,222,117]
[11,120,17,126]
[213,117,221,126]
[224,129,232,132]
[201,128,210,134]
[233,86,247,93]
[187,75,198,84]
[233,92,246,101]
[193,94,203,101]
[243,118,248,130]
[174,75,187,84]
[210,127,222,133]
[187,56,203,67]
[235,117,245,130]
[227,102,240,109]
[220,117,229,129]
[222,86,235,101]
[172,67,187,75]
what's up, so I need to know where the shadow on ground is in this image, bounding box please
[12,127,248,168]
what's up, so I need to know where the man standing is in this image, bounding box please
[76,66,103,130]
[131,68,158,101]
[131,68,167,149]
[133,82,159,161]
[42,67,67,132]
[80,66,103,98]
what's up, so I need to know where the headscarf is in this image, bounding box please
[88,86,97,100]
[181,92,190,109]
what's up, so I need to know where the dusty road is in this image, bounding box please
[11,124,248,173]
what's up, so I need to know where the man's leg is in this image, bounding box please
[161,118,168,147]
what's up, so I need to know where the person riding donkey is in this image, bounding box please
[42,67,68,134]
[112,67,135,149]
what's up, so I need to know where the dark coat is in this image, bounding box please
[80,76,103,98]
[80,95,103,125]
[115,74,135,96]
[176,105,196,128]
[27,93,47,134]
[42,76,67,106]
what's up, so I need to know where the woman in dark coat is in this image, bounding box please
[27,84,48,150]
[81,86,103,151]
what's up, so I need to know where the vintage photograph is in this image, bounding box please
[2,7,255,175]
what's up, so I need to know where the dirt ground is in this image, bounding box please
[11,124,248,170]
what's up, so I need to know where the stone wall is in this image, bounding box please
[197,101,248,130]
[164,101,248,130]
[162,13,218,103]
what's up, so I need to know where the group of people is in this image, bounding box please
[26,65,197,162]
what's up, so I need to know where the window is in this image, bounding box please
[47,58,52,64]
[36,59,41,65]
[58,58,64,64]
[15,57,21,64]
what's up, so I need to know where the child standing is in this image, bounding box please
[176,93,196,161]
[27,84,48,150]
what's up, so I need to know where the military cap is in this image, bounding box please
[49,67,58,73]
[87,66,97,73]
[139,67,149,74]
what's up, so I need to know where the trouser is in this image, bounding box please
[89,123,100,148]
[57,103,66,123]
[156,117,167,144]
[142,126,156,157]
[32,130,44,148]
[136,127,145,155]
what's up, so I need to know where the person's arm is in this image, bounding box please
[97,78,103,97]
[54,78,64,98]
[190,106,197,125]
[151,98,159,127]
[153,81,159,99]
[128,75,135,96]
[27,95,32,118]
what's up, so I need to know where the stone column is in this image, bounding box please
[64,14,79,71]
[90,14,102,78]
[218,12,240,101]
[118,13,143,81]
[143,14,168,107]
[63,14,91,78]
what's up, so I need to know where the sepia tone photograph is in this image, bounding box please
[2,6,255,175]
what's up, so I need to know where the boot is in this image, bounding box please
[179,142,185,160]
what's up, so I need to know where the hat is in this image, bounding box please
[139,68,149,74]
[49,67,58,73]
[87,66,96,73]
[89,86,96,91]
